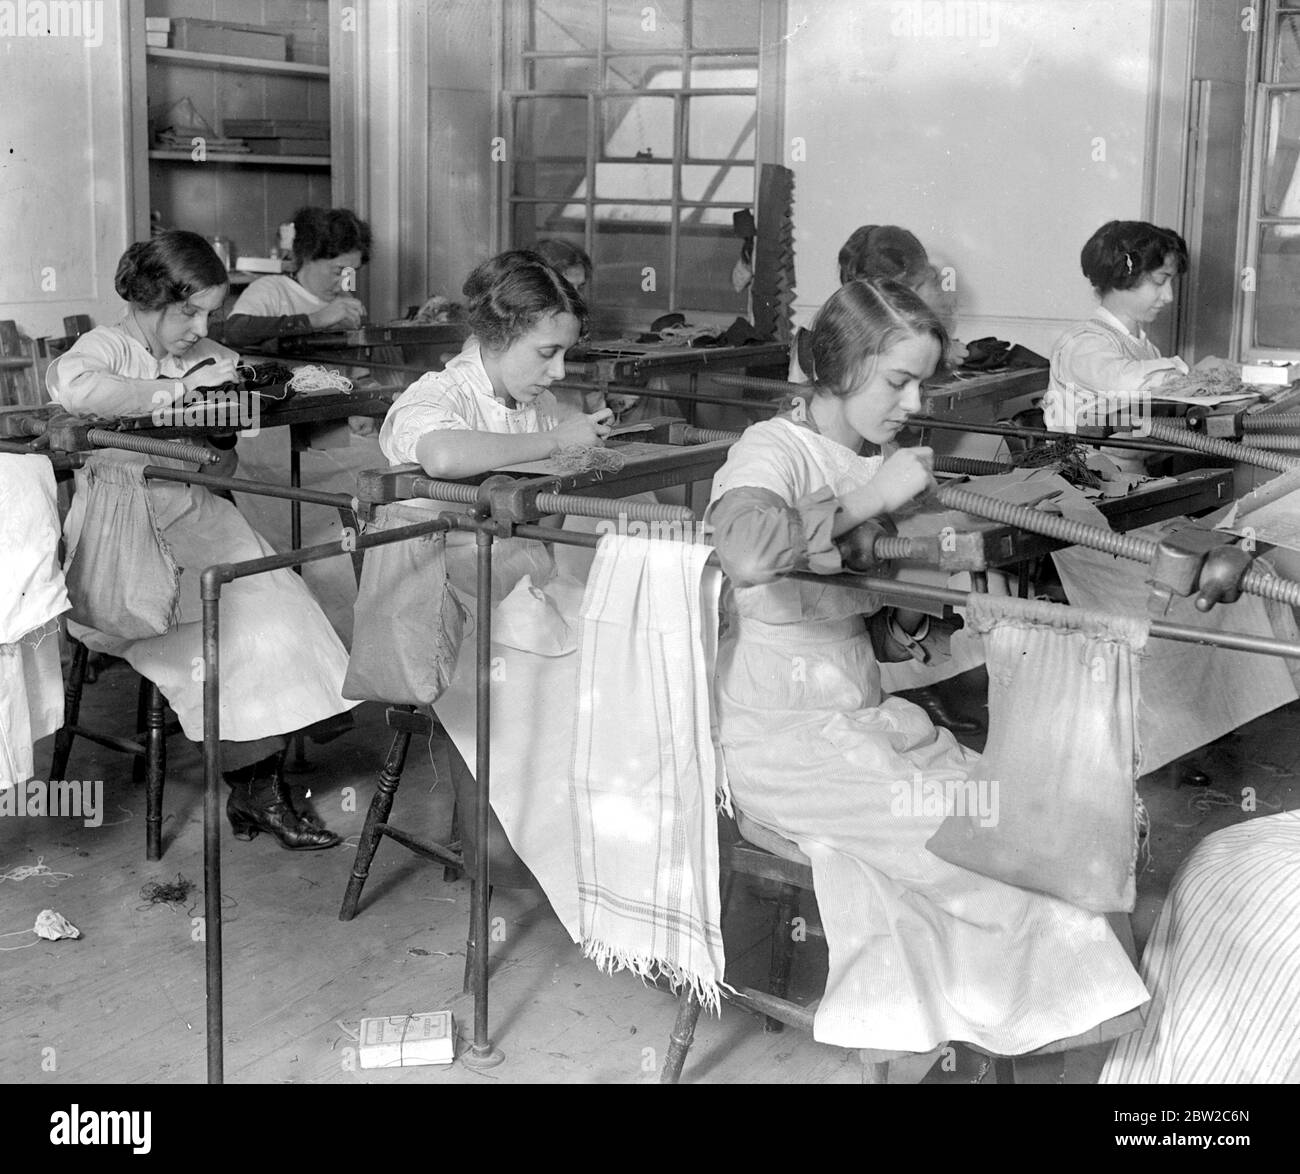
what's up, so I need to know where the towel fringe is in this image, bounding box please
[580,937,723,1016]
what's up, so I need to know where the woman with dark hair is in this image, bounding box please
[706,278,1148,1059]
[792,223,967,380]
[378,249,615,887]
[46,231,356,850]
[221,206,372,348]
[1043,219,1191,432]
[380,249,611,481]
[533,238,592,294]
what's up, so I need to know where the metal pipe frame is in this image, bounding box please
[134,462,1300,1085]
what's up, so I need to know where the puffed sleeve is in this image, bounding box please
[379,373,474,465]
[46,331,185,418]
[706,484,845,586]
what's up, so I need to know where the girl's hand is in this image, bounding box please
[182,358,239,393]
[549,408,614,450]
[308,297,365,330]
[865,447,935,514]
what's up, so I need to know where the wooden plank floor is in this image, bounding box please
[3,659,1298,1085]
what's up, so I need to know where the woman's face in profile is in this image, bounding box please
[155,284,227,357]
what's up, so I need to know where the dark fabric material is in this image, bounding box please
[219,313,313,349]
[66,459,182,639]
[343,504,468,706]
[219,736,288,773]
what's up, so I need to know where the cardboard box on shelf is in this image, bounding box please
[234,257,289,274]
[170,18,287,61]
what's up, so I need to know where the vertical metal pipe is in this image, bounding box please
[201,576,224,1085]
[471,527,497,1059]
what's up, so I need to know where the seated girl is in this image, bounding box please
[221,206,370,348]
[707,278,1148,1057]
[378,249,612,885]
[791,224,967,381]
[533,238,592,295]
[380,248,611,504]
[47,231,356,850]
[1042,220,1189,434]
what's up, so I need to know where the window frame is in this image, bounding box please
[1240,3,1300,359]
[496,0,785,327]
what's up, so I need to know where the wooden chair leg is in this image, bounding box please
[660,987,704,1083]
[142,681,167,861]
[338,726,413,920]
[859,1052,890,1084]
[48,639,88,781]
[765,883,800,1033]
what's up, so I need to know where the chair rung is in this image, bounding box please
[378,823,464,871]
[62,727,146,758]
[725,985,815,1032]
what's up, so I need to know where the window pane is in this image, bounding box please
[595,161,672,200]
[530,56,598,90]
[602,95,675,159]
[681,163,752,204]
[515,96,588,159]
[593,221,672,311]
[603,55,682,90]
[514,161,587,198]
[606,0,685,50]
[688,0,760,48]
[686,94,755,159]
[1276,16,1300,81]
[513,201,585,247]
[532,0,600,50]
[1255,224,1300,348]
[688,55,758,86]
[676,230,749,312]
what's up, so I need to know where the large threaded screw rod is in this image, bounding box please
[86,429,220,464]
[934,482,1300,608]
[1144,420,1300,472]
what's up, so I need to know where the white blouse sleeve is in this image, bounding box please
[46,332,185,418]
[1052,324,1183,398]
[379,374,474,465]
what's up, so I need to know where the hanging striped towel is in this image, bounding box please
[568,533,729,1011]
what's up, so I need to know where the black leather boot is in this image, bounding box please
[896,686,983,735]
[225,752,341,850]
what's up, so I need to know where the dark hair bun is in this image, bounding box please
[113,231,228,311]
[463,249,588,350]
[1080,220,1188,294]
[291,206,372,266]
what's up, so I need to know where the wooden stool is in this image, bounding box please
[48,638,171,860]
[660,810,1017,1085]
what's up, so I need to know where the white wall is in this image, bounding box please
[783,0,1166,356]
[0,0,133,341]
[332,0,497,323]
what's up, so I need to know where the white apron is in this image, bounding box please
[711,419,1149,1053]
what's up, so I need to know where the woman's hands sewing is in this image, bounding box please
[308,297,365,331]
[835,447,935,535]
[182,358,239,394]
[548,408,614,451]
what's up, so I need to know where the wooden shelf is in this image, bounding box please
[149,150,331,167]
[147,46,328,78]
